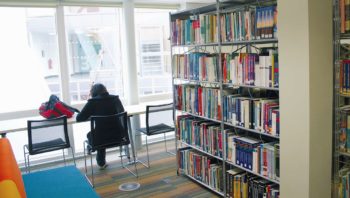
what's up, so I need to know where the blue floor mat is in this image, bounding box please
[23,166,99,198]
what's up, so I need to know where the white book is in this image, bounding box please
[272,111,277,136]
[244,100,250,128]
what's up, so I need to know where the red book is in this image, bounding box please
[223,54,227,83]
[198,87,203,116]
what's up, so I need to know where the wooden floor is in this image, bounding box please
[89,141,219,198]
[29,140,220,198]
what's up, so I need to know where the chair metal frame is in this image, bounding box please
[23,116,76,173]
[83,112,138,187]
[136,103,175,168]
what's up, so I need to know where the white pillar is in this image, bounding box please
[122,0,141,150]
[123,0,139,105]
[56,6,75,153]
[56,6,70,104]
[279,0,332,197]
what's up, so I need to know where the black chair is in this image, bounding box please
[23,116,75,173]
[83,112,138,187]
[136,103,175,168]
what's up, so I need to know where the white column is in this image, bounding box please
[123,0,139,105]
[122,0,141,149]
[56,6,75,153]
[279,0,332,197]
[56,6,70,104]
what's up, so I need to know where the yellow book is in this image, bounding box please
[341,0,346,33]
[346,0,350,32]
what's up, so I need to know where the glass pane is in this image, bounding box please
[0,7,60,113]
[135,8,175,96]
[64,6,124,104]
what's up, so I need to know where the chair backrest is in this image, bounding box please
[146,103,174,135]
[90,112,129,151]
[27,116,70,155]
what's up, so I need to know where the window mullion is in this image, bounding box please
[56,5,70,104]
[56,5,75,154]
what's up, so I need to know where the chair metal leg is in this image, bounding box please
[62,149,66,166]
[164,133,175,156]
[83,141,88,174]
[131,143,138,177]
[71,147,76,166]
[27,154,31,173]
[131,133,149,169]
[125,145,131,162]
[120,146,124,167]
[23,145,28,173]
[145,136,150,168]
[90,152,95,187]
[120,145,138,177]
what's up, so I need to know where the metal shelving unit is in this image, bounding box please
[171,0,279,197]
[182,173,225,197]
[180,141,223,160]
[223,83,279,91]
[225,160,280,185]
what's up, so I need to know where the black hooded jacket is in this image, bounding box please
[76,93,125,122]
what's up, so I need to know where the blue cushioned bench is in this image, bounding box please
[23,166,99,198]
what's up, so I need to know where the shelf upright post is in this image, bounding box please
[169,12,179,176]
[216,0,226,197]
[333,0,341,196]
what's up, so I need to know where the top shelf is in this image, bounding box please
[171,38,278,48]
[170,0,276,20]
[340,33,350,39]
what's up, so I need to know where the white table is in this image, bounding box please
[0,104,150,136]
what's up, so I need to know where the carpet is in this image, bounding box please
[23,165,99,198]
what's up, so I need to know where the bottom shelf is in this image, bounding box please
[181,172,224,197]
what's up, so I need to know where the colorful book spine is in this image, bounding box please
[178,148,224,191]
[222,49,279,88]
[173,53,219,82]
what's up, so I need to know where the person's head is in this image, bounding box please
[90,83,108,98]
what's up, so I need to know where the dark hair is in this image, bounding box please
[90,83,108,98]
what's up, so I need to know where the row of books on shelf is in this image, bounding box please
[340,60,350,95]
[339,0,350,34]
[171,5,277,45]
[220,6,277,42]
[338,166,350,198]
[176,115,279,181]
[173,53,219,82]
[171,14,218,45]
[223,95,280,136]
[174,85,280,136]
[226,168,280,198]
[172,49,279,89]
[226,133,280,181]
[222,49,279,88]
[177,148,280,197]
[339,107,350,153]
[178,147,224,192]
[177,115,223,157]
[175,85,222,120]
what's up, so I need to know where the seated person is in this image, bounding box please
[76,83,125,170]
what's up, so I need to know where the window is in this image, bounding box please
[0,5,177,163]
[64,7,124,103]
[0,7,61,162]
[135,8,174,96]
[0,7,60,114]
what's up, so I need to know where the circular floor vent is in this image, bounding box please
[118,182,140,191]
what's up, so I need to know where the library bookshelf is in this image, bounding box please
[171,0,280,197]
[333,0,350,197]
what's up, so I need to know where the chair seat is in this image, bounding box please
[138,123,174,136]
[27,138,67,155]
